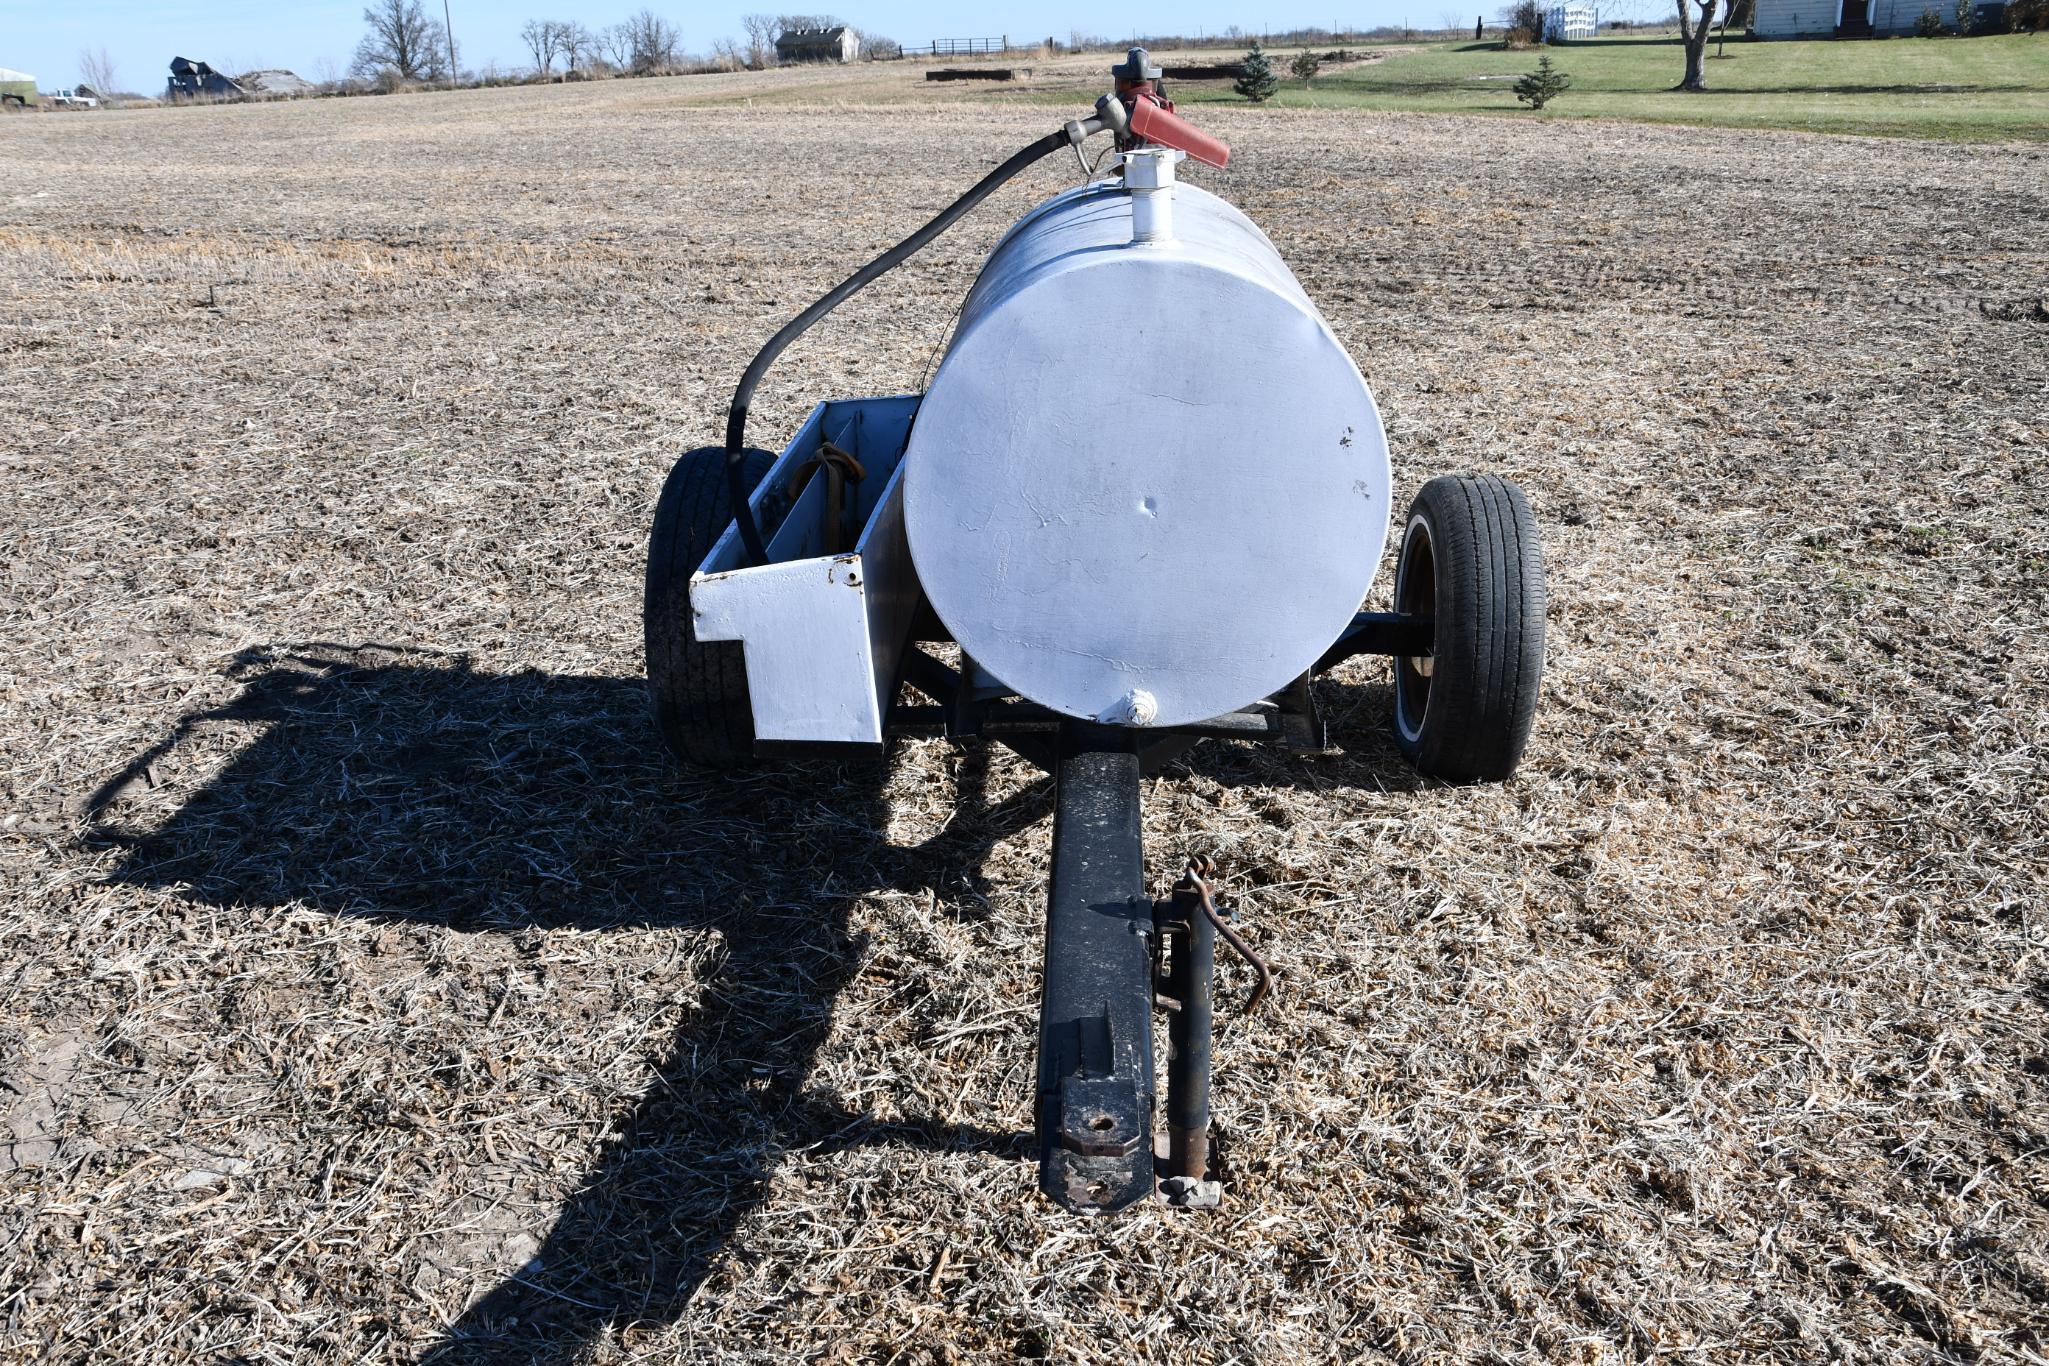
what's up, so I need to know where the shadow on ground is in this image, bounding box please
[81,643,1054,1359]
[81,642,1415,1358]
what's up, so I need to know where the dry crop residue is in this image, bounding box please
[2,77,2046,1362]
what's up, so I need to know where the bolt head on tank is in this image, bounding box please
[1111,46,1161,81]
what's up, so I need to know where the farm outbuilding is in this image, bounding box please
[776,25,859,63]
[1,67,35,107]
[167,56,244,99]
[1752,0,2005,32]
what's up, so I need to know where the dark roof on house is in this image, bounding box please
[777,26,852,46]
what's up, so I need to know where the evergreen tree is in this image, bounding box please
[1513,54,1570,109]
[1234,42,1279,102]
[1289,49,1322,86]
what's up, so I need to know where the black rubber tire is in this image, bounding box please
[1390,474,1546,782]
[644,447,775,770]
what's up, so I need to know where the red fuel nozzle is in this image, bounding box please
[1127,100,1231,169]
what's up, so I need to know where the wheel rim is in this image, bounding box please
[1393,514,1435,744]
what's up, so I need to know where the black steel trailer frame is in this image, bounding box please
[794,611,1431,1213]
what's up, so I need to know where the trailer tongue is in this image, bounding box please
[645,49,1549,1212]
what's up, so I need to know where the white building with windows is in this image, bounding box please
[1750,0,1996,34]
[1544,4,1599,39]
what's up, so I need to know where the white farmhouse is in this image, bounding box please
[1751,0,1999,34]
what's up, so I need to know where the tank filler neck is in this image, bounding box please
[1120,147,1183,244]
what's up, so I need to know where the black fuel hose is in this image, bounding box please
[721,127,1070,566]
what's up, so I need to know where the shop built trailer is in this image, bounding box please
[643,49,1547,1212]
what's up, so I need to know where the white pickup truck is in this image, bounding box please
[48,87,100,109]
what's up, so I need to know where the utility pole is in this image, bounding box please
[443,0,458,86]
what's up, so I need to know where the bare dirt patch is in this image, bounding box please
[2,79,2046,1362]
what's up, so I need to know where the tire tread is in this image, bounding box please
[644,448,774,769]
[1392,473,1547,781]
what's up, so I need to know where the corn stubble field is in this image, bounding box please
[3,63,2047,1364]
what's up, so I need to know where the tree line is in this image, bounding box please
[515,13,680,76]
[351,2,901,84]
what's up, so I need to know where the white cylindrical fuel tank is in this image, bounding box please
[903,155,1390,728]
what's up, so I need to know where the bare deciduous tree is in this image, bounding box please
[621,9,682,72]
[1674,0,1717,89]
[78,47,119,101]
[741,13,779,66]
[521,19,564,74]
[599,23,633,69]
[1501,0,1545,41]
[353,0,452,80]
[560,22,595,71]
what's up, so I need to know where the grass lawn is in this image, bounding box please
[1028,32,2049,140]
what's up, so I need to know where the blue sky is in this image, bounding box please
[0,1,1462,91]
